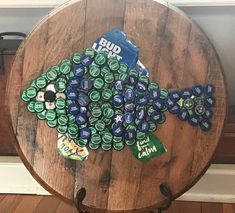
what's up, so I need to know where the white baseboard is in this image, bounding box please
[0,157,235,203]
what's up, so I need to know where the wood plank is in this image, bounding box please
[223,203,235,213]
[33,196,61,213]
[202,203,223,213]
[0,195,23,213]
[165,201,201,213]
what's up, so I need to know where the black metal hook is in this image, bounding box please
[157,184,173,213]
[75,187,89,213]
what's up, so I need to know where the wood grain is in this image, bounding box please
[6,0,226,211]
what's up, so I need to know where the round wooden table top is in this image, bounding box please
[6,0,226,211]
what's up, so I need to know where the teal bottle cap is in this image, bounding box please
[68,132,78,139]
[46,69,58,81]
[103,108,114,119]
[57,125,67,134]
[21,91,30,102]
[118,63,128,73]
[125,139,136,146]
[101,103,112,111]
[27,101,35,113]
[95,120,105,131]
[60,60,71,74]
[101,66,110,76]
[91,134,101,145]
[68,124,78,135]
[101,142,112,151]
[113,141,124,151]
[68,114,76,124]
[56,108,66,116]
[102,88,112,100]
[113,136,122,143]
[102,132,113,144]
[137,131,146,140]
[72,52,81,64]
[37,110,47,120]
[89,142,100,150]
[84,48,95,58]
[104,72,114,84]
[76,138,88,147]
[102,117,111,126]
[56,81,66,93]
[89,127,97,134]
[91,106,102,118]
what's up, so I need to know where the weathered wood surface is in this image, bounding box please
[6,0,226,211]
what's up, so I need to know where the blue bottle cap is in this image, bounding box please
[153,100,164,111]
[113,113,123,124]
[68,77,80,88]
[72,64,85,77]
[200,119,212,131]
[124,102,135,111]
[112,124,124,137]
[113,94,123,106]
[170,91,180,102]
[188,115,200,126]
[77,92,89,107]
[80,106,89,114]
[124,89,134,102]
[181,89,192,99]
[115,80,125,91]
[137,81,147,92]
[80,79,92,91]
[178,109,189,121]
[150,111,162,123]
[136,95,148,106]
[165,97,175,109]
[80,55,92,66]
[204,96,216,107]
[124,112,134,124]
[138,121,150,132]
[66,89,78,100]
[68,103,79,115]
[149,88,160,100]
[80,127,91,139]
[135,107,146,120]
[168,104,180,114]
[204,84,215,96]
[125,130,136,140]
[203,108,213,119]
[76,113,87,125]
[192,85,203,97]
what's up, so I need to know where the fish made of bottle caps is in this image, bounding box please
[21,29,216,163]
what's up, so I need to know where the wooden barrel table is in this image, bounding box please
[6,0,226,212]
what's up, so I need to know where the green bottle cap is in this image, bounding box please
[46,110,57,121]
[89,116,98,126]
[84,48,95,58]
[72,53,81,64]
[102,117,111,126]
[56,77,67,84]
[160,88,169,100]
[91,134,101,145]
[66,71,75,79]
[101,142,112,151]
[50,65,60,73]
[113,136,122,143]
[148,82,159,90]
[56,108,66,116]
[68,132,78,139]
[46,69,58,81]
[37,110,47,120]
[104,72,114,84]
[101,103,112,111]
[113,142,124,151]
[101,66,110,76]
[36,77,47,89]
[102,132,113,144]
[26,87,37,99]
[118,73,127,81]
[60,60,71,74]
[30,80,37,89]
[139,75,149,84]
[126,124,136,131]
[102,88,112,100]
[55,81,66,93]
[158,113,166,124]
[89,65,100,77]
[68,124,78,135]
[76,138,88,147]
[95,120,105,132]
[47,119,57,128]
[147,106,155,116]
[103,108,114,118]
[149,121,157,132]
[95,52,107,65]
[57,125,67,134]
[55,98,66,109]
[89,142,100,150]
[125,139,136,146]
[34,101,44,113]
[91,106,102,118]
[68,114,76,124]
[58,114,68,126]
[118,63,128,73]
[137,131,146,140]
[21,91,30,102]
[129,68,139,77]
[114,73,119,81]
[27,101,35,112]
[93,78,104,89]
[89,127,97,134]
[89,90,101,102]
[107,57,120,71]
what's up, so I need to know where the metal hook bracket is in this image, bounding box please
[75,187,88,213]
